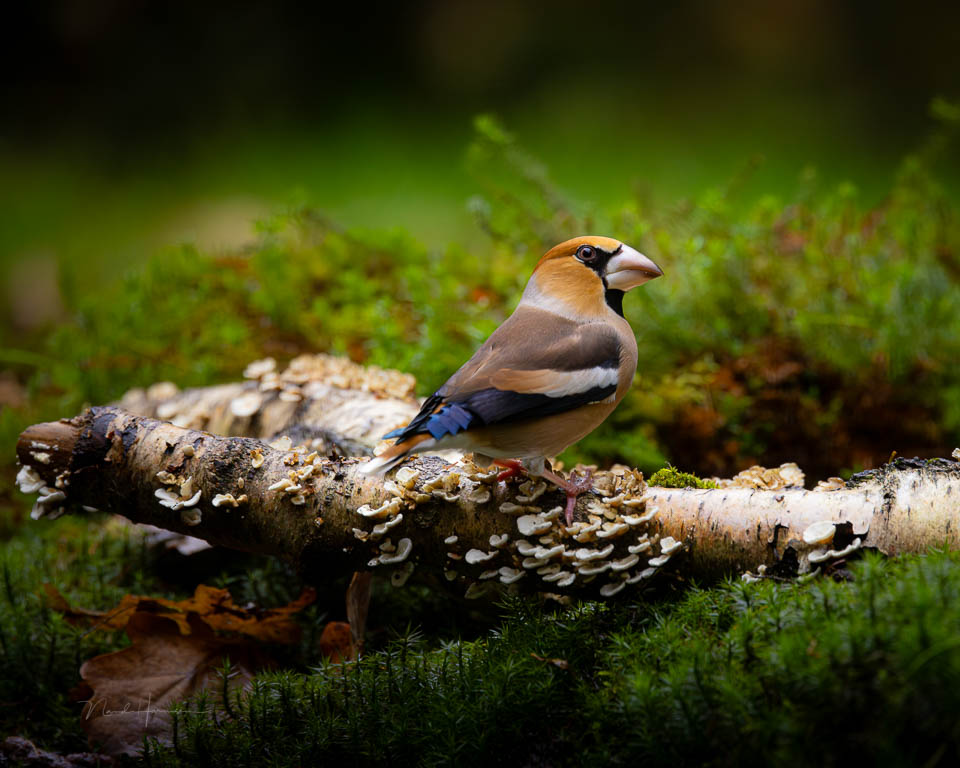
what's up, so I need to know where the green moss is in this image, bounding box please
[648,465,719,489]
[132,551,960,767]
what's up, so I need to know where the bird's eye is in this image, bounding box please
[577,245,597,263]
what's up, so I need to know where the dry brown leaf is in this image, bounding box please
[42,583,111,625]
[45,584,316,643]
[80,612,267,757]
[319,621,353,664]
[74,589,347,757]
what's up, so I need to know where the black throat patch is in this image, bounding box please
[604,288,625,317]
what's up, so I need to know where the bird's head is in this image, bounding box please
[524,236,663,318]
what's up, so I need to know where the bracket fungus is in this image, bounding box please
[356,498,403,519]
[465,548,498,565]
[378,537,413,565]
[599,581,626,597]
[516,514,552,537]
[802,521,837,546]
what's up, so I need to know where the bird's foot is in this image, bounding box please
[540,467,594,526]
[493,459,525,482]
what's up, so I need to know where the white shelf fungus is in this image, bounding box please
[468,487,492,504]
[498,567,524,585]
[465,549,498,565]
[379,538,412,565]
[556,572,576,588]
[230,392,263,418]
[809,537,862,564]
[243,357,277,380]
[499,502,538,515]
[600,581,626,597]
[541,506,563,521]
[517,514,553,537]
[659,537,682,556]
[515,540,538,556]
[356,497,403,519]
[596,522,629,539]
[371,514,404,538]
[610,554,640,572]
[394,467,420,490]
[16,466,45,494]
[516,481,547,503]
[803,521,836,546]
[578,562,611,576]
[631,506,658,523]
[575,544,614,562]
[628,540,652,554]
[533,544,565,560]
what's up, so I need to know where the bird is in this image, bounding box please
[360,235,663,524]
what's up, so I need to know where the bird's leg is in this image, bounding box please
[539,467,594,526]
[493,458,525,482]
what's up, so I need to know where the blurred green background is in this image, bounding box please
[2,0,960,487]
[4,0,959,279]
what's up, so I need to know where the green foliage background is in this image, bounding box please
[1,109,960,763]
[3,109,959,482]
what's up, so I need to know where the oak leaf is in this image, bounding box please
[80,612,266,757]
[45,583,316,643]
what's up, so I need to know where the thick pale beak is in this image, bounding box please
[604,244,663,290]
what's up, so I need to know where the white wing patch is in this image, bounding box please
[540,366,619,398]
[490,366,619,398]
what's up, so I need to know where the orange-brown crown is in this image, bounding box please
[529,236,623,317]
[533,236,623,270]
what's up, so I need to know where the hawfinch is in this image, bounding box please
[361,236,663,524]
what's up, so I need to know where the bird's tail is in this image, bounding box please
[358,433,433,476]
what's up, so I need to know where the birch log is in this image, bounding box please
[116,353,422,455]
[15,398,960,596]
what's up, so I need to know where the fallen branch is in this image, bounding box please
[646,455,960,578]
[16,396,960,595]
[117,354,422,455]
[18,406,663,596]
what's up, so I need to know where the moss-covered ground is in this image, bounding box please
[2,110,960,763]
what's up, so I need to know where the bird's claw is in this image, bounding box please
[561,469,594,526]
[493,459,525,482]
